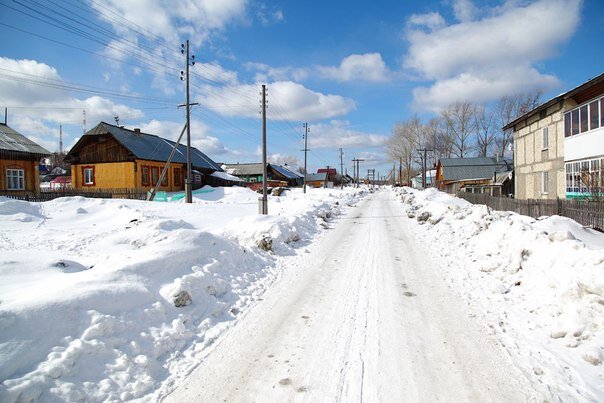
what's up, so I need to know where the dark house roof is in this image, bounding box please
[223,163,264,176]
[502,72,604,131]
[271,164,303,180]
[223,163,303,180]
[0,123,51,159]
[65,122,222,172]
[306,172,328,182]
[439,157,512,182]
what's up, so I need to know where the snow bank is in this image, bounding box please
[0,187,366,402]
[395,187,604,401]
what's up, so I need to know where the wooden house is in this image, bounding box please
[64,122,225,192]
[305,172,331,188]
[436,157,513,195]
[0,123,50,195]
[222,163,303,189]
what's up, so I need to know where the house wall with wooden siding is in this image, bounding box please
[0,158,40,193]
[135,159,184,192]
[71,160,186,192]
[72,162,136,189]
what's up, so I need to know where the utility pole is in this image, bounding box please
[417,148,433,189]
[302,122,309,194]
[59,123,63,155]
[399,157,403,186]
[352,158,364,187]
[82,110,86,135]
[260,84,268,214]
[180,40,196,204]
[339,148,344,189]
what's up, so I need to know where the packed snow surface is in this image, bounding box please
[2,185,603,402]
[395,187,604,401]
[0,186,366,402]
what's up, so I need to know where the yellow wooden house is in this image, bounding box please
[64,122,225,192]
[0,122,50,195]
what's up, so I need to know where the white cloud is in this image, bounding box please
[0,58,145,150]
[138,119,227,155]
[452,0,478,22]
[93,0,247,45]
[413,65,560,112]
[404,0,582,110]
[245,53,393,84]
[197,81,356,121]
[407,12,446,31]
[318,53,393,83]
[268,154,300,168]
[244,63,309,83]
[308,120,388,149]
[256,3,284,26]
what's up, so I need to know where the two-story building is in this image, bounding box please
[504,73,604,199]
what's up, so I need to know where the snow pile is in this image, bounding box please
[0,187,366,402]
[395,187,604,400]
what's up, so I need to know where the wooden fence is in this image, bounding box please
[0,188,147,202]
[457,192,604,232]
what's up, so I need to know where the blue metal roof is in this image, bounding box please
[86,122,222,171]
[270,164,303,180]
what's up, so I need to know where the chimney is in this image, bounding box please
[134,128,141,136]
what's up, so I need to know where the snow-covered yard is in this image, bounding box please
[395,187,604,401]
[0,186,366,402]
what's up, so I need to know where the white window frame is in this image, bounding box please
[542,127,548,150]
[541,171,549,195]
[6,169,25,190]
[84,167,94,185]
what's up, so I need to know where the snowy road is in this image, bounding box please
[165,189,534,402]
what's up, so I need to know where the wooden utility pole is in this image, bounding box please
[260,84,268,214]
[352,158,364,187]
[339,148,344,189]
[181,40,196,203]
[417,148,433,188]
[302,123,309,194]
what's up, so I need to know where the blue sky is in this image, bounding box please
[0,0,602,177]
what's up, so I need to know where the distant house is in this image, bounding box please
[64,122,226,192]
[411,169,436,189]
[436,157,513,196]
[503,72,604,200]
[305,172,331,188]
[50,176,72,190]
[223,163,303,189]
[0,122,51,194]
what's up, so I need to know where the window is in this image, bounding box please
[173,168,182,187]
[571,109,580,135]
[141,166,150,187]
[580,105,588,133]
[81,166,95,186]
[161,168,168,186]
[541,171,548,194]
[151,167,160,186]
[6,169,24,190]
[542,127,549,150]
[565,97,603,137]
[589,100,600,130]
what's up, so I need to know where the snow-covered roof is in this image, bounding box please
[211,171,244,182]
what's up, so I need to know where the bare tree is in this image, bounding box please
[494,90,543,158]
[580,168,604,202]
[440,101,477,158]
[475,105,495,157]
[387,121,416,185]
